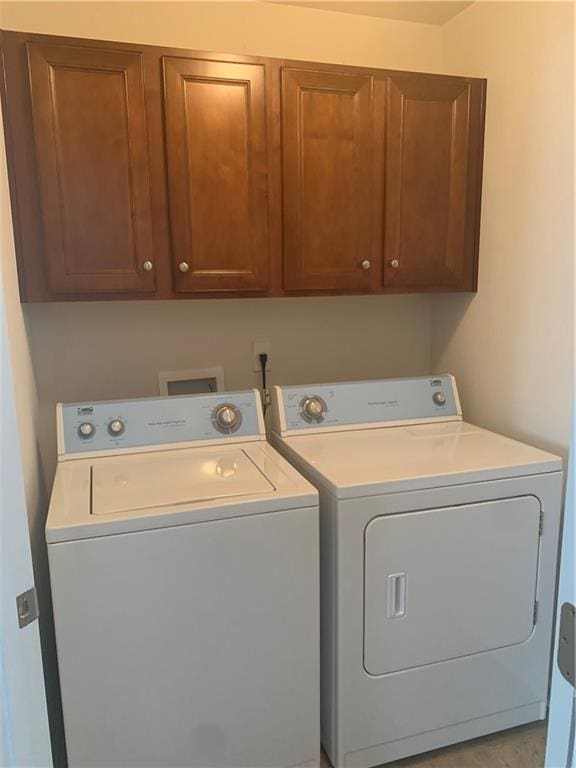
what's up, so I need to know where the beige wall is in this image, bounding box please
[1,1,445,482]
[431,1,574,457]
[0,19,41,560]
[1,1,444,70]
[0,5,64,758]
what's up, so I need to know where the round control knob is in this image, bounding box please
[78,422,95,439]
[301,396,326,422]
[432,391,447,406]
[108,419,126,436]
[213,404,241,433]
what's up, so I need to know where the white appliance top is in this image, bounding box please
[271,377,562,498]
[47,391,317,543]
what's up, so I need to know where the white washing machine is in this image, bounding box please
[47,390,319,768]
[270,375,563,768]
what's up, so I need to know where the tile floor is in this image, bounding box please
[321,721,547,768]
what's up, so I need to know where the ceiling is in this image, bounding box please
[267,2,474,26]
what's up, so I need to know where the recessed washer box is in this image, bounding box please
[158,366,225,395]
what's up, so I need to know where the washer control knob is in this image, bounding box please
[432,391,447,406]
[78,422,95,439]
[301,396,326,422]
[108,419,126,436]
[213,404,241,432]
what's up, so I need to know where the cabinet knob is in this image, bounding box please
[142,260,153,272]
[178,262,190,273]
[361,260,371,271]
[389,259,400,269]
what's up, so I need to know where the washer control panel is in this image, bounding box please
[275,375,461,434]
[59,390,263,457]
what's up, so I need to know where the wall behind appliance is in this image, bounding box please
[431,1,574,458]
[1,1,444,484]
[27,296,431,480]
[0,0,444,68]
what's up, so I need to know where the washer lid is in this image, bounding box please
[46,442,318,543]
[91,447,274,515]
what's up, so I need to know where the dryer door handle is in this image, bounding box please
[386,573,407,619]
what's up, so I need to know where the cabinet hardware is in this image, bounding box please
[178,262,190,273]
[361,260,371,270]
[389,259,400,269]
[142,261,153,272]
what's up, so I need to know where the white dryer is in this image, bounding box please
[47,390,319,768]
[270,375,562,768]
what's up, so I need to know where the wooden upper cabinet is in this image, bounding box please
[26,42,156,295]
[2,31,486,301]
[383,74,485,291]
[281,68,375,292]
[162,57,269,293]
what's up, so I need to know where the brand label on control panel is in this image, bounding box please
[276,375,460,433]
[60,391,263,456]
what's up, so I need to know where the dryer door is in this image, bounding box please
[364,496,541,675]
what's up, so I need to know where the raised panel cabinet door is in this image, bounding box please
[26,43,156,295]
[384,74,485,291]
[162,58,269,293]
[282,68,374,292]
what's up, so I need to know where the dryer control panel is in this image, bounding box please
[272,375,461,435]
[58,390,264,459]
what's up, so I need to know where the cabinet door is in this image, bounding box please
[282,69,374,292]
[384,74,485,291]
[162,58,269,294]
[26,43,156,295]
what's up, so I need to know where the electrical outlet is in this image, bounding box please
[253,342,272,373]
